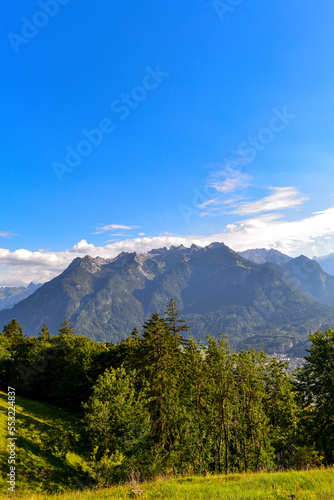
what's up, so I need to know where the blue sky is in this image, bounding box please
[2,0,334,284]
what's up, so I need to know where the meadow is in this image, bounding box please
[1,391,334,499]
[2,469,334,499]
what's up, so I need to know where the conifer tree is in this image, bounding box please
[38,323,52,342]
[295,328,334,464]
[206,335,237,474]
[1,319,36,389]
[57,319,75,336]
[263,357,298,468]
[164,299,189,341]
[233,350,274,472]
[132,312,185,452]
[178,337,212,474]
[2,319,26,352]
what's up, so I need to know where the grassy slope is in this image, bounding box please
[0,391,90,496]
[0,391,334,499]
[7,469,334,500]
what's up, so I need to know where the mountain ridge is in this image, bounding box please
[314,253,334,275]
[239,248,292,266]
[0,282,41,311]
[1,243,334,354]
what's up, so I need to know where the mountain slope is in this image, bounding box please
[314,253,334,275]
[0,243,333,352]
[0,282,41,311]
[239,248,292,266]
[280,255,334,307]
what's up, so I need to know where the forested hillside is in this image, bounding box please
[1,300,334,494]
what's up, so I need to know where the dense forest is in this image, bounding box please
[1,299,334,485]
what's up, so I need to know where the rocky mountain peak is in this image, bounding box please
[111,252,138,267]
[207,242,226,249]
[239,248,291,266]
[67,255,106,274]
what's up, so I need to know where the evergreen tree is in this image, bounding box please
[21,323,55,399]
[178,338,212,474]
[206,335,237,474]
[164,299,189,341]
[131,312,185,454]
[0,333,12,388]
[263,357,299,468]
[38,323,52,342]
[2,319,26,352]
[295,328,334,464]
[1,319,36,388]
[57,319,75,336]
[233,350,274,472]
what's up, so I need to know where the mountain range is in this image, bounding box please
[238,248,292,266]
[238,249,334,307]
[313,253,334,275]
[0,283,41,311]
[1,243,334,355]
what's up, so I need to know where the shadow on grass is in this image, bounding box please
[1,407,91,494]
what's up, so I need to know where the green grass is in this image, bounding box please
[0,391,91,496]
[1,391,334,499]
[3,469,334,499]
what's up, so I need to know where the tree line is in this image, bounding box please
[0,299,333,483]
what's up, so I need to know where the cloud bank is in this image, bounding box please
[2,203,334,286]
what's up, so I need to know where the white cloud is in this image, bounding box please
[217,206,334,257]
[199,181,308,218]
[198,163,252,216]
[0,236,207,286]
[231,186,308,216]
[73,239,96,251]
[0,231,16,238]
[198,154,307,221]
[199,195,249,216]
[2,205,334,286]
[209,167,251,194]
[93,224,138,234]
